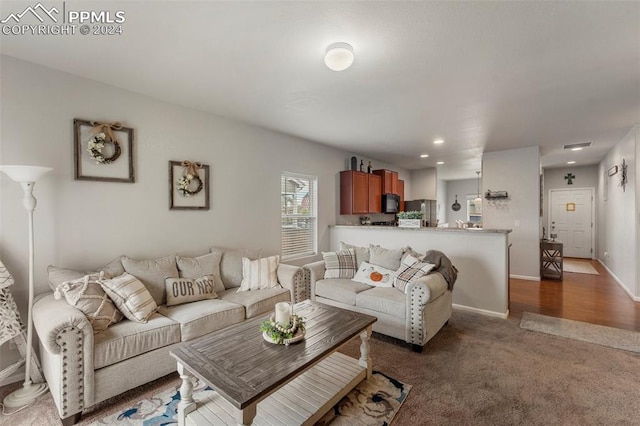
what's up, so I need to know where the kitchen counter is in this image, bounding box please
[331,225,511,234]
[329,224,511,317]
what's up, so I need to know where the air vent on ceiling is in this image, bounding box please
[563,142,592,150]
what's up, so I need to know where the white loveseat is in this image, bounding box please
[303,245,455,352]
[32,248,305,425]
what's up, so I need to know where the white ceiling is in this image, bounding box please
[1,1,639,180]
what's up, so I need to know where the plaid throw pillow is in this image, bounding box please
[394,254,436,293]
[322,249,357,279]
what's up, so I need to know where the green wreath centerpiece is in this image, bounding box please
[177,174,203,196]
[87,132,121,164]
[260,315,306,345]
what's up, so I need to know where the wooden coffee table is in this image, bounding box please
[170,300,376,425]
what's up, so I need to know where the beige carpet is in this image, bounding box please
[3,309,640,425]
[520,312,640,353]
[563,259,599,275]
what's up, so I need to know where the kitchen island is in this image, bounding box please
[330,225,511,318]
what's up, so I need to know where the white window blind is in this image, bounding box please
[281,172,317,260]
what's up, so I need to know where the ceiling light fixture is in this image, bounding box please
[437,161,444,165]
[571,147,583,151]
[563,142,591,150]
[567,161,576,164]
[324,42,354,71]
[420,154,429,158]
[434,139,444,144]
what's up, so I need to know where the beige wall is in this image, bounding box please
[409,168,437,200]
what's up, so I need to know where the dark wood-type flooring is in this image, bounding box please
[509,258,640,332]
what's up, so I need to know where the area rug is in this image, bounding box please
[88,371,411,426]
[520,312,640,353]
[563,259,599,275]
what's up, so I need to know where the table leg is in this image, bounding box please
[177,363,196,426]
[359,325,372,379]
[234,403,257,425]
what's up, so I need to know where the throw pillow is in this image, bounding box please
[238,255,280,292]
[177,252,225,294]
[100,256,126,278]
[352,261,395,287]
[369,245,404,271]
[47,265,88,291]
[322,249,357,279]
[394,254,436,293]
[339,241,370,268]
[121,255,179,306]
[165,275,219,307]
[55,272,123,333]
[212,247,262,289]
[401,246,424,262]
[99,272,158,323]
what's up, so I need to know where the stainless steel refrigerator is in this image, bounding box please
[404,199,437,227]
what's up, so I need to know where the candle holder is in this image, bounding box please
[260,312,306,346]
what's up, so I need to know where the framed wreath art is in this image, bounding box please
[74,118,135,183]
[169,160,210,210]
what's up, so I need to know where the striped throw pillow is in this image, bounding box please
[394,254,436,293]
[99,272,158,323]
[323,249,357,279]
[238,255,280,292]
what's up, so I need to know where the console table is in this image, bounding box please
[540,241,563,280]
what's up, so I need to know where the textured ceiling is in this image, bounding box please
[1,1,638,179]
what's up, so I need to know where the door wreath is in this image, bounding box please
[177,161,204,196]
[86,122,123,164]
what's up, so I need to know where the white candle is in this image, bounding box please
[275,302,291,326]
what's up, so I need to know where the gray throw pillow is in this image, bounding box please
[369,245,404,271]
[212,247,261,289]
[177,252,225,294]
[47,265,87,291]
[339,241,370,268]
[121,255,179,306]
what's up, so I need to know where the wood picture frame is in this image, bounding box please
[169,161,210,210]
[74,118,135,183]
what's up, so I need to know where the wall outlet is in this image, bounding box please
[515,219,521,227]
[604,251,609,258]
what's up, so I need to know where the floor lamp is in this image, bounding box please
[0,165,52,409]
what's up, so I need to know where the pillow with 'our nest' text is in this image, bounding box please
[165,275,219,307]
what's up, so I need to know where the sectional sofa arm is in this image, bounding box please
[277,263,306,303]
[404,276,436,346]
[33,293,95,421]
[302,260,325,300]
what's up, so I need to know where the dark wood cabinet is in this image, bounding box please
[540,241,563,280]
[368,174,382,213]
[398,179,405,211]
[340,170,369,215]
[373,169,399,195]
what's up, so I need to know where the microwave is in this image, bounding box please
[382,193,400,213]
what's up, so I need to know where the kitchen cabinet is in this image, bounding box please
[368,174,382,213]
[398,179,405,211]
[373,169,399,195]
[341,170,381,215]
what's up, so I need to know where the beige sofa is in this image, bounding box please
[303,248,455,353]
[32,249,305,425]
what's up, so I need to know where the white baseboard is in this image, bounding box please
[453,303,509,319]
[597,259,640,302]
[510,274,541,281]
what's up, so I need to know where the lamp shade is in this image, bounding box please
[0,165,52,183]
[324,42,354,71]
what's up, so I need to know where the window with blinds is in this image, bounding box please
[281,172,317,260]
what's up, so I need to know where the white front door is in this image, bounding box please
[549,188,593,258]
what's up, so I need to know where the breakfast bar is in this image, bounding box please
[329,225,512,318]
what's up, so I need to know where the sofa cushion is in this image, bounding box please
[47,266,87,291]
[122,255,179,306]
[57,272,123,333]
[352,261,395,288]
[369,245,404,271]
[322,249,357,279]
[339,241,370,268]
[315,279,372,306]
[394,254,436,293]
[356,287,406,318]
[94,312,180,369]
[219,287,290,319]
[213,248,261,289]
[177,252,225,294]
[99,273,158,323]
[165,276,219,307]
[238,255,280,291]
[158,299,245,341]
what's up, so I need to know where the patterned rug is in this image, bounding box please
[89,371,411,426]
